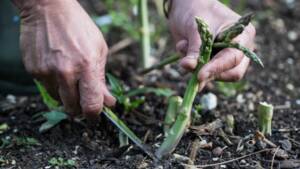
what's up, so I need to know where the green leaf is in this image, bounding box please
[106,73,124,98]
[216,81,248,97]
[34,80,59,110]
[16,137,41,146]
[39,111,68,133]
[103,107,155,159]
[0,123,9,134]
[126,87,174,97]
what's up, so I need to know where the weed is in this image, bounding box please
[0,123,9,134]
[48,157,76,168]
[216,81,248,97]
[1,136,40,148]
[34,80,68,133]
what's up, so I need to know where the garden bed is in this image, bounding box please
[0,1,300,168]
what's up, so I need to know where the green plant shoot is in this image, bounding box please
[155,17,213,159]
[258,102,273,136]
[163,96,183,136]
[155,13,264,159]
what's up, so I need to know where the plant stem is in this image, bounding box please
[155,17,213,159]
[164,96,183,136]
[140,54,180,74]
[103,107,155,159]
[118,132,129,147]
[258,102,274,136]
[213,42,264,67]
[139,0,151,69]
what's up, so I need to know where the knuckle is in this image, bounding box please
[56,65,75,77]
[231,72,243,81]
[82,103,102,116]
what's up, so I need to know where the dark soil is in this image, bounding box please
[1,1,300,168]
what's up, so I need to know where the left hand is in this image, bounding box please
[168,0,256,90]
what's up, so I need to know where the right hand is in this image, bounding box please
[15,0,115,117]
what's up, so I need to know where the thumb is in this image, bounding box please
[179,30,202,70]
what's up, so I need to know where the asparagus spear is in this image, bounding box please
[155,17,213,159]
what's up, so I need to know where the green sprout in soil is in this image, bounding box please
[258,102,274,136]
[163,96,183,136]
[48,157,76,168]
[155,13,263,159]
[34,80,68,133]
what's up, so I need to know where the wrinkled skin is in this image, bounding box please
[13,0,115,118]
[12,0,256,117]
[169,0,256,90]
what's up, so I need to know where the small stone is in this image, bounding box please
[220,165,227,168]
[212,147,223,156]
[154,165,163,169]
[212,157,219,161]
[6,94,16,104]
[287,58,294,65]
[279,140,292,151]
[288,31,298,41]
[287,44,295,52]
[240,159,247,165]
[296,99,300,105]
[11,159,16,165]
[286,83,295,91]
[272,148,289,159]
[200,93,218,110]
[248,102,255,111]
[236,94,245,104]
[13,128,18,133]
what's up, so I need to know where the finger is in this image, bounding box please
[176,40,188,56]
[198,27,254,82]
[56,71,80,116]
[79,68,104,119]
[198,48,244,82]
[216,56,250,82]
[180,29,202,70]
[102,83,116,107]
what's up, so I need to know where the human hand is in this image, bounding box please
[13,0,115,117]
[168,0,256,90]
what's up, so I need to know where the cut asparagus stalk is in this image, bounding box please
[258,102,274,136]
[225,114,235,135]
[118,132,129,147]
[164,96,183,136]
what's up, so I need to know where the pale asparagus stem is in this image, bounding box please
[118,132,129,147]
[139,0,152,69]
[258,102,274,136]
[140,55,180,74]
[225,114,235,135]
[164,96,183,136]
[155,17,213,159]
